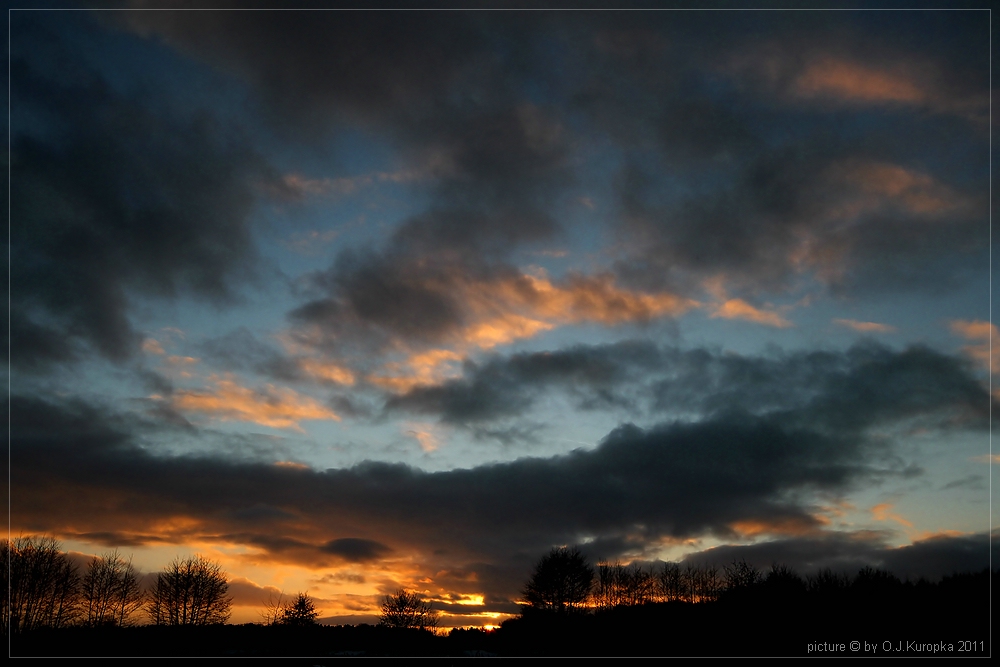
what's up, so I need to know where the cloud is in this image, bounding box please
[14,338,986,565]
[615,142,986,300]
[10,331,989,609]
[387,341,989,434]
[710,298,792,328]
[289,258,696,380]
[198,328,304,382]
[10,14,273,367]
[680,531,995,581]
[792,58,926,106]
[170,375,340,431]
[725,25,988,123]
[833,319,896,334]
[870,503,913,528]
[320,538,393,563]
[109,8,988,311]
[949,320,998,374]
[404,423,443,453]
[785,57,988,122]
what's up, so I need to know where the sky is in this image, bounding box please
[7,2,996,627]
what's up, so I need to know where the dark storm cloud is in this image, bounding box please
[387,340,989,432]
[121,7,989,315]
[12,336,987,589]
[119,6,491,137]
[10,13,271,367]
[14,397,832,582]
[290,250,469,351]
[613,130,987,296]
[634,23,985,294]
[121,7,570,251]
[681,531,996,581]
[557,11,989,296]
[386,340,661,423]
[321,538,393,563]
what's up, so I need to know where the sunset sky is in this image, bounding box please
[8,3,995,627]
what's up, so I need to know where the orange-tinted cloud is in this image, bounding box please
[949,319,998,373]
[710,298,792,328]
[368,349,464,393]
[166,355,199,366]
[834,161,962,216]
[298,358,356,385]
[833,318,896,334]
[142,338,166,355]
[785,160,972,285]
[458,314,554,351]
[871,502,913,528]
[367,272,697,392]
[467,271,697,331]
[795,57,986,122]
[172,375,340,431]
[702,277,793,328]
[905,529,965,543]
[404,422,442,452]
[730,515,828,538]
[793,58,925,106]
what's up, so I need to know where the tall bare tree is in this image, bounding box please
[378,589,438,630]
[595,560,656,609]
[146,555,232,626]
[658,562,684,602]
[82,550,145,627]
[2,536,80,634]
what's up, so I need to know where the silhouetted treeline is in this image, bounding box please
[511,558,992,656]
[3,537,232,635]
[7,539,993,656]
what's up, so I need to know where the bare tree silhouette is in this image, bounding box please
[378,589,438,630]
[146,555,232,626]
[260,591,287,626]
[2,536,80,634]
[595,560,656,609]
[82,550,144,627]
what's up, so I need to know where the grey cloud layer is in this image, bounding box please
[388,340,989,432]
[10,10,987,372]
[11,342,989,600]
[116,9,989,325]
[678,531,996,583]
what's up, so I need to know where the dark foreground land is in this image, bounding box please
[12,570,993,658]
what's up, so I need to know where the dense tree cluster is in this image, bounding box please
[522,547,594,613]
[520,548,988,614]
